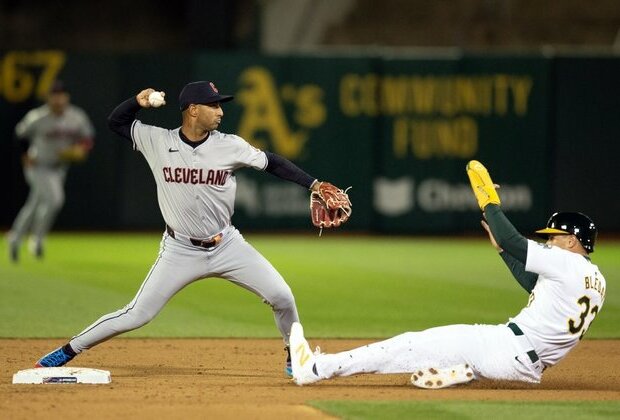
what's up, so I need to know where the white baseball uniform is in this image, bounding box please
[312,239,605,383]
[69,121,300,352]
[10,104,94,247]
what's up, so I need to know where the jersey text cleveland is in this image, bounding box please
[162,167,230,185]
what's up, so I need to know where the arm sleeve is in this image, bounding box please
[484,204,537,292]
[484,204,528,263]
[499,251,538,293]
[264,151,316,189]
[107,97,142,141]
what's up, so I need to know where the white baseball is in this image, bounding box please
[148,91,166,107]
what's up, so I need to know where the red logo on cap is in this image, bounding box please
[210,82,219,93]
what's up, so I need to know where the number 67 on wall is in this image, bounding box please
[0,50,66,103]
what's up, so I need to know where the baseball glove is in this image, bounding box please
[310,182,352,231]
[466,160,500,210]
[58,144,88,163]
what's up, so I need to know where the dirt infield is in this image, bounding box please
[2,338,619,419]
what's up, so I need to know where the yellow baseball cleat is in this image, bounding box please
[466,160,501,210]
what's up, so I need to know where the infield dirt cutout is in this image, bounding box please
[2,338,619,419]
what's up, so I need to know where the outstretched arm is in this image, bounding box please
[264,152,351,229]
[466,160,537,292]
[264,151,317,189]
[481,217,538,293]
[483,204,528,262]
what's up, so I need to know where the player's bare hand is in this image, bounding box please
[481,219,503,252]
[136,88,156,108]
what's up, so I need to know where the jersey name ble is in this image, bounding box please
[584,274,606,299]
[162,167,230,185]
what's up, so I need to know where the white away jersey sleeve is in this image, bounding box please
[227,134,267,170]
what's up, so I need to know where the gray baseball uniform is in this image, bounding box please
[9,103,94,253]
[68,112,300,354]
[34,82,336,374]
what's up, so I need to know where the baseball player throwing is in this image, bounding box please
[8,80,94,262]
[290,160,605,388]
[34,80,350,376]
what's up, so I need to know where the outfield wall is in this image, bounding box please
[2,51,618,232]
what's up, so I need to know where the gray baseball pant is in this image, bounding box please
[10,165,66,244]
[69,226,300,352]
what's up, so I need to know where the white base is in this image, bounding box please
[13,367,111,384]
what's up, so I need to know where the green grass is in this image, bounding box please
[2,233,618,417]
[0,232,618,338]
[310,401,620,420]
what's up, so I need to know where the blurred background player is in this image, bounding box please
[7,81,94,262]
[290,160,605,389]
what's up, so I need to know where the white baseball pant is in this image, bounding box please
[314,324,543,383]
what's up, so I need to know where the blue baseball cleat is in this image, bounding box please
[284,346,292,378]
[35,345,76,368]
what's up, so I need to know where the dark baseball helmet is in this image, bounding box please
[535,212,597,253]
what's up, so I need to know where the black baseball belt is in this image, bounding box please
[166,225,223,249]
[507,322,540,363]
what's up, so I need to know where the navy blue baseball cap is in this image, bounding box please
[49,80,68,94]
[179,81,233,110]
